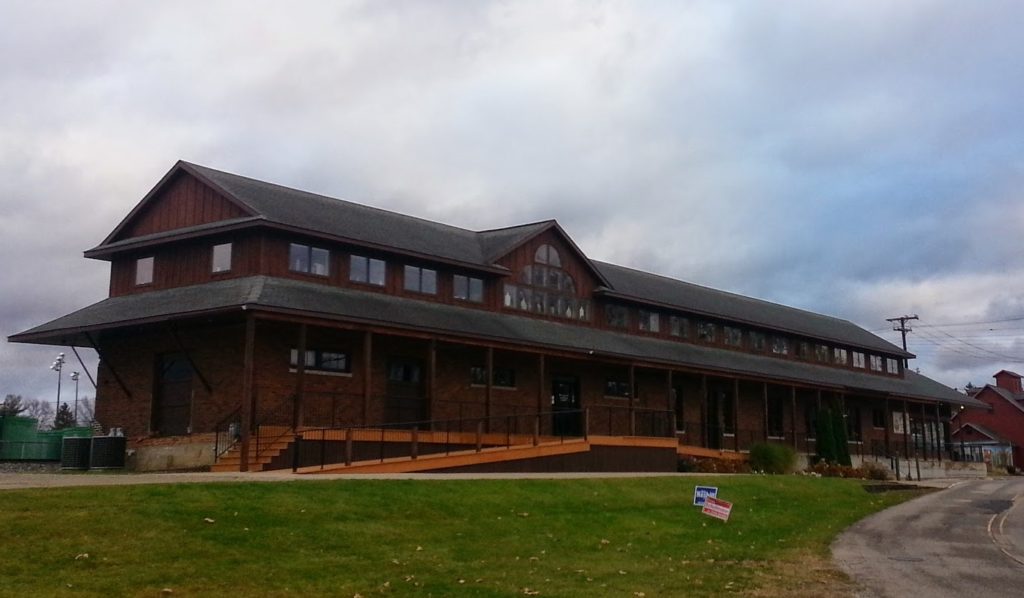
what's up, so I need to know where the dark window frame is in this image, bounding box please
[289,348,352,374]
[403,265,437,295]
[211,242,232,274]
[456,274,485,303]
[350,254,386,286]
[289,243,330,276]
[135,256,154,286]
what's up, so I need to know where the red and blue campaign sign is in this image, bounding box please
[692,485,718,506]
[701,496,733,522]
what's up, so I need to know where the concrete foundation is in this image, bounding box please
[128,434,216,472]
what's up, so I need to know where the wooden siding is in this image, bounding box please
[115,172,249,241]
[109,234,262,296]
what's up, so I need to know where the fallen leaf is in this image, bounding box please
[203,518,215,524]
[74,553,89,560]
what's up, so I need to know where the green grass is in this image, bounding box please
[0,476,922,597]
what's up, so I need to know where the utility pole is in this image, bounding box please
[886,314,919,366]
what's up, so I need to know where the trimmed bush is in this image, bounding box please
[815,408,837,464]
[749,443,797,474]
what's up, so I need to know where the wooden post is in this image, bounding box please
[293,323,307,429]
[238,315,256,472]
[629,364,637,435]
[884,397,891,456]
[790,387,798,450]
[733,378,740,451]
[344,428,353,466]
[934,403,943,462]
[919,402,929,460]
[485,347,494,432]
[666,370,675,435]
[700,374,708,447]
[537,354,546,415]
[762,382,769,442]
[475,420,483,452]
[411,427,419,460]
[427,338,437,422]
[902,400,910,460]
[362,331,373,425]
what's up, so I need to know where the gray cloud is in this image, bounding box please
[3,1,1023,402]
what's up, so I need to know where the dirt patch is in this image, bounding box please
[745,550,859,597]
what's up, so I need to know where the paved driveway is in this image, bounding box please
[834,478,1024,597]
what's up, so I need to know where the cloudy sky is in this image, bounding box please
[3,1,1023,407]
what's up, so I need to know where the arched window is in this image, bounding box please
[503,244,589,320]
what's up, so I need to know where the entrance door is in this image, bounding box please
[705,388,722,449]
[551,376,581,436]
[385,358,427,425]
[153,353,194,436]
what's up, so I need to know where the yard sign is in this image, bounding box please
[701,496,733,522]
[692,485,718,506]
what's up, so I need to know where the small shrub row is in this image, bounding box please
[677,457,751,474]
[805,460,891,480]
[748,443,797,474]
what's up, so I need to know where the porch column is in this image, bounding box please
[536,354,546,414]
[790,387,798,450]
[883,397,891,456]
[628,364,636,435]
[733,378,740,451]
[934,403,943,462]
[700,374,708,448]
[238,314,256,472]
[762,382,769,442]
[293,323,307,429]
[362,331,373,425]
[902,399,910,460]
[919,402,928,459]
[485,346,493,432]
[427,338,437,422]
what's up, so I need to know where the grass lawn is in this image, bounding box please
[0,475,923,597]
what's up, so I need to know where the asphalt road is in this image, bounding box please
[834,478,1024,597]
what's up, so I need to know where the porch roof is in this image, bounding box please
[9,275,982,408]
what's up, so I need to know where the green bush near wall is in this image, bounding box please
[748,442,797,474]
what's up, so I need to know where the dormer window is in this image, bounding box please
[639,310,660,333]
[211,243,232,273]
[403,265,437,295]
[135,256,154,286]
[350,255,385,286]
[503,244,589,320]
[454,275,484,303]
[290,243,329,276]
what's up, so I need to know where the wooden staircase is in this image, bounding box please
[210,426,292,472]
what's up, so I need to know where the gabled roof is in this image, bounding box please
[995,369,1023,379]
[952,422,1009,443]
[81,161,908,355]
[9,276,984,409]
[593,261,910,357]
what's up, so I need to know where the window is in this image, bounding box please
[211,243,232,273]
[669,316,688,338]
[350,255,385,286]
[751,332,766,351]
[388,360,421,383]
[797,342,810,359]
[605,379,631,398]
[403,265,437,294]
[846,407,862,441]
[833,348,848,365]
[470,366,516,388]
[289,243,330,276]
[505,244,589,320]
[772,336,789,355]
[814,344,829,362]
[852,352,865,368]
[289,349,351,374]
[135,256,154,286]
[886,358,900,374]
[697,322,716,342]
[724,326,743,347]
[639,310,660,333]
[605,305,629,328]
[456,275,484,302]
[872,409,886,429]
[869,355,883,372]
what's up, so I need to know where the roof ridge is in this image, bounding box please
[183,161,482,238]
[475,219,556,234]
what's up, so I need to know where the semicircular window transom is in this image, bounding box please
[503,244,589,320]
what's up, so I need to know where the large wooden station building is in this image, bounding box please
[10,161,982,472]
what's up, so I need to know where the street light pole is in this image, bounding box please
[50,353,65,426]
[71,371,80,425]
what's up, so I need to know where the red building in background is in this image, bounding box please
[951,370,1024,468]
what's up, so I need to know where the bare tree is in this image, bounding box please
[1,394,27,417]
[23,399,54,429]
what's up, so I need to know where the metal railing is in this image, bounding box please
[295,408,589,471]
[213,406,241,461]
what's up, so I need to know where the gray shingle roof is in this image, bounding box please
[84,161,909,357]
[9,276,982,408]
[594,261,909,356]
